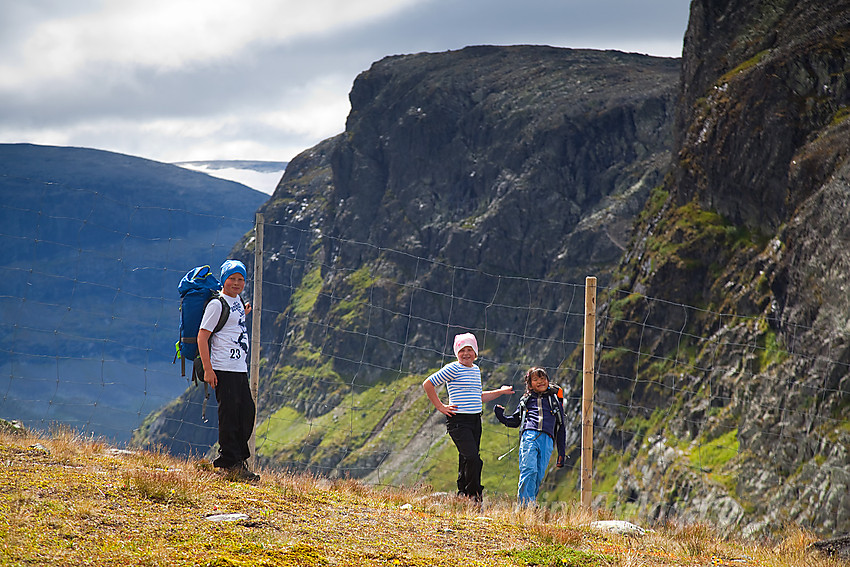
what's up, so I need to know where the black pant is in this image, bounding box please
[446,412,483,500]
[213,370,255,468]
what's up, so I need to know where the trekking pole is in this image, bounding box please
[498,443,517,460]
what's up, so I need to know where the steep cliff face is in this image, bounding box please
[677,0,850,231]
[603,0,850,534]
[253,48,676,378]
[253,47,679,470]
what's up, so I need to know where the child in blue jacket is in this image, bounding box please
[494,367,566,506]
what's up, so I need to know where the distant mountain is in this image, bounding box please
[0,143,268,442]
[174,160,287,195]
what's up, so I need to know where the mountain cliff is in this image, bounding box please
[599,0,850,534]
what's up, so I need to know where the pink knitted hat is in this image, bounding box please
[453,332,479,358]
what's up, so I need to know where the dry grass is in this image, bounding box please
[0,427,844,567]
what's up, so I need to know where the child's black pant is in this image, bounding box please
[213,370,255,468]
[446,412,483,500]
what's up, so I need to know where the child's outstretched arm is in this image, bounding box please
[493,404,522,427]
[482,384,514,402]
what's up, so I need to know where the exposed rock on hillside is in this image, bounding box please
[262,48,678,402]
[602,0,850,534]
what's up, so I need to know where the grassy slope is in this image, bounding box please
[0,427,838,567]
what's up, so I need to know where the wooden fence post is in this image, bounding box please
[248,213,263,468]
[581,276,597,509]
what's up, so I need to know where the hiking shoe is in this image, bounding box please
[228,460,260,483]
[213,457,235,469]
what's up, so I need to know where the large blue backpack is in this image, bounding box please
[174,265,228,380]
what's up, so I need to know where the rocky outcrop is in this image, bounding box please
[262,47,678,412]
[601,0,850,535]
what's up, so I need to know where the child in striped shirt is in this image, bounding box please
[423,332,513,502]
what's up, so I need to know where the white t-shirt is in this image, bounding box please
[199,293,249,373]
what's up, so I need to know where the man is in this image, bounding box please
[197,259,259,482]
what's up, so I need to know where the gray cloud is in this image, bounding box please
[0,0,689,163]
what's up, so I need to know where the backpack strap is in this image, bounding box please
[211,293,230,334]
[518,393,530,416]
[548,385,565,428]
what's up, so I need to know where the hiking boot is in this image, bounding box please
[223,460,260,483]
[235,461,260,483]
[212,457,234,469]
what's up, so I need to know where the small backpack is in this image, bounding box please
[518,384,565,429]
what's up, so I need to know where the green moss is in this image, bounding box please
[596,347,635,381]
[291,264,323,316]
[717,50,770,84]
[502,545,614,567]
[831,105,850,127]
[639,199,764,302]
[638,186,670,224]
[348,264,378,290]
[608,293,643,321]
[330,265,378,327]
[757,327,790,371]
[689,428,738,475]
[643,200,734,274]
[623,407,668,446]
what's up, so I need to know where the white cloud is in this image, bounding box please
[0,0,424,89]
[257,75,353,138]
[176,163,284,195]
[0,0,691,163]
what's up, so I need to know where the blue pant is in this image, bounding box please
[517,429,554,506]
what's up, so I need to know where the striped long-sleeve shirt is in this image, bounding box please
[426,361,483,414]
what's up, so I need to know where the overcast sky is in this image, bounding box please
[1,0,691,165]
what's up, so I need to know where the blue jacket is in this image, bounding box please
[494,387,566,458]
